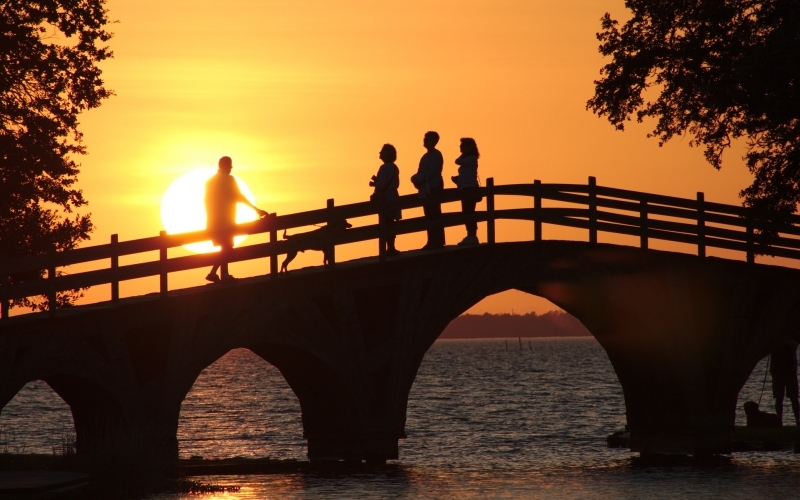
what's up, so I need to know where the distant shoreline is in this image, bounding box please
[440,312,591,340]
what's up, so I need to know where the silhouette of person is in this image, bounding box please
[770,340,800,425]
[451,137,480,246]
[370,144,401,256]
[205,156,268,283]
[411,131,445,249]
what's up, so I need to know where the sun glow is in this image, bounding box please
[160,168,258,253]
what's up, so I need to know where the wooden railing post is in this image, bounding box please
[327,199,336,266]
[588,176,597,244]
[159,231,168,298]
[697,192,705,258]
[111,234,119,301]
[47,247,56,313]
[747,218,755,264]
[534,179,542,242]
[1,253,8,320]
[640,200,648,249]
[486,178,495,244]
[270,213,278,279]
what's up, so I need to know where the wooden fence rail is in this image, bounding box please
[2,177,799,319]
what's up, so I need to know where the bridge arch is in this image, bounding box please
[164,294,376,462]
[164,241,800,459]
[1,380,76,455]
[0,348,132,454]
[385,242,800,456]
[176,348,305,459]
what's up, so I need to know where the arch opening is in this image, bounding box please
[735,336,800,428]
[0,380,76,456]
[401,289,626,465]
[439,289,590,341]
[177,348,305,460]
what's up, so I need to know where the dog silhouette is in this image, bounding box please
[280,219,352,273]
[744,401,782,428]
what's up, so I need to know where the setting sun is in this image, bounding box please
[160,168,259,253]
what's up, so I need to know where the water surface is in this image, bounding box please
[3,338,799,499]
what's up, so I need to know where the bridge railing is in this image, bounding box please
[3,176,800,319]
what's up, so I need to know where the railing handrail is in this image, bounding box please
[2,178,799,318]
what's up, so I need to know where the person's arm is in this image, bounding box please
[411,158,425,189]
[452,156,462,185]
[432,151,443,177]
[373,164,392,190]
[425,151,444,188]
[243,198,268,218]
[233,181,268,218]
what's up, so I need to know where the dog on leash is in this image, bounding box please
[743,401,782,427]
[280,219,352,273]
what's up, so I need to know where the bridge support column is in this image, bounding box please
[596,338,739,455]
[249,342,400,462]
[43,375,128,454]
[44,374,179,461]
[531,256,800,456]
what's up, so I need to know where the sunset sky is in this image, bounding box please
[69,0,758,313]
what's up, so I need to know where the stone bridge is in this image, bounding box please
[2,241,799,460]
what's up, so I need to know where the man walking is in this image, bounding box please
[205,156,268,283]
[771,340,800,425]
[411,131,445,249]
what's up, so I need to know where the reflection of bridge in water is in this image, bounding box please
[3,178,800,462]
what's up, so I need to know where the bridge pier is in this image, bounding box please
[43,374,129,454]
[249,342,401,462]
[529,252,800,455]
[0,317,179,461]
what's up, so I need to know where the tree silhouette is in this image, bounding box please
[1,1,113,310]
[587,0,800,215]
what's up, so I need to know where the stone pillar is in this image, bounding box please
[530,256,800,455]
[44,374,129,454]
[250,342,400,462]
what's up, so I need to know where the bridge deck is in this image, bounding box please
[0,244,469,326]
[4,178,800,321]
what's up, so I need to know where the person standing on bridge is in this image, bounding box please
[451,137,481,246]
[770,340,800,425]
[411,131,445,250]
[205,156,268,283]
[370,144,401,256]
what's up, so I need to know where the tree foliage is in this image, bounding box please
[587,0,800,214]
[1,0,112,310]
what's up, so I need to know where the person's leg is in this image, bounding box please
[773,377,786,420]
[423,201,435,247]
[790,395,800,425]
[207,239,221,282]
[206,263,221,283]
[387,219,397,253]
[430,198,444,246]
[787,376,800,424]
[220,237,234,279]
[462,198,478,238]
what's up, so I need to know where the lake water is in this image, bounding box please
[3,338,800,499]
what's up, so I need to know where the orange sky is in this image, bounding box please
[67,0,760,314]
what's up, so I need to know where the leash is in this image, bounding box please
[758,355,771,406]
[283,223,328,239]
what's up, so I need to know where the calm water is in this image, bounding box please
[3,338,800,499]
